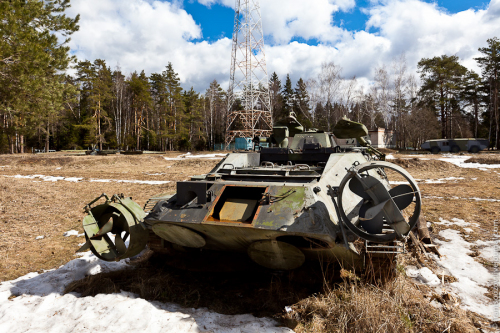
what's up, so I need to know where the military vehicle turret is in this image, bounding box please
[78,114,421,271]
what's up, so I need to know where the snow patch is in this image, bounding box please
[435,218,479,228]
[2,175,170,185]
[390,177,464,185]
[439,154,500,169]
[0,251,291,333]
[388,181,410,185]
[63,230,84,237]
[423,195,500,203]
[114,179,171,185]
[474,239,499,263]
[405,266,440,286]
[433,229,496,319]
[89,178,111,183]
[63,177,83,182]
[423,177,464,184]
[163,152,227,161]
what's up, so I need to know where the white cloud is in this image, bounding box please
[66,0,231,91]
[363,0,500,75]
[197,0,355,44]
[64,0,500,94]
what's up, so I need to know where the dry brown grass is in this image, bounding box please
[0,152,219,281]
[391,157,458,172]
[285,274,482,333]
[466,156,500,165]
[1,152,498,332]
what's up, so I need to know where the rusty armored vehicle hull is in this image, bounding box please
[78,117,421,271]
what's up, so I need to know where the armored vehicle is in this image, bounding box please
[78,115,421,271]
[421,138,489,153]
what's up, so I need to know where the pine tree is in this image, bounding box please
[163,63,184,150]
[76,59,113,150]
[111,68,126,149]
[205,80,225,149]
[183,87,205,150]
[150,72,168,150]
[461,70,484,138]
[293,78,312,128]
[282,74,294,119]
[417,55,467,138]
[269,72,283,123]
[0,0,79,153]
[475,37,500,148]
[128,70,152,150]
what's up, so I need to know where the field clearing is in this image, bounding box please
[0,151,499,331]
[0,153,221,281]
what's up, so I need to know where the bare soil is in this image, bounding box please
[1,151,498,332]
[0,152,220,281]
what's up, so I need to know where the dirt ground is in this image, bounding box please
[0,151,498,281]
[0,152,220,281]
[0,150,499,331]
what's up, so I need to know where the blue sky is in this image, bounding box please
[183,0,491,42]
[65,0,500,91]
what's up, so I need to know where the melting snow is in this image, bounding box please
[389,181,410,185]
[408,217,499,320]
[433,229,497,319]
[474,239,499,263]
[434,218,479,228]
[0,251,291,333]
[163,152,227,161]
[389,177,464,185]
[439,154,500,169]
[63,230,84,237]
[405,267,441,286]
[423,195,500,203]
[64,177,83,182]
[3,175,170,185]
[418,177,465,184]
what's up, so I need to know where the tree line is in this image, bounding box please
[302,39,500,150]
[1,1,499,153]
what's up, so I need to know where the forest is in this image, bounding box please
[1,0,499,153]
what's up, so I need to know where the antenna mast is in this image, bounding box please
[225,0,272,148]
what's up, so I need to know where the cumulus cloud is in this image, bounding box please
[363,0,500,75]
[197,0,355,44]
[64,0,500,93]
[66,0,231,91]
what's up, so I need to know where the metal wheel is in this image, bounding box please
[337,161,421,243]
[430,146,440,154]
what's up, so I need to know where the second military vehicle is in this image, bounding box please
[421,138,489,153]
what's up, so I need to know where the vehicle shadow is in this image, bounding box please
[5,252,340,331]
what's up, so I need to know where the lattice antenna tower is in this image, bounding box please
[225,0,272,147]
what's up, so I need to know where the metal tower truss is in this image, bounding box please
[225,0,272,147]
